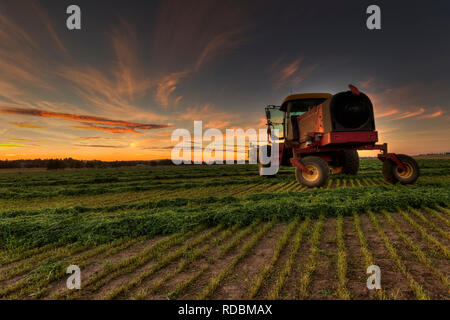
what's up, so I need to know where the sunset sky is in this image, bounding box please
[0,0,449,161]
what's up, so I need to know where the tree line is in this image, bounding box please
[0,158,175,170]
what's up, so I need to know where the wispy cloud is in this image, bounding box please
[9,122,47,129]
[359,79,448,123]
[1,107,171,133]
[420,110,445,119]
[0,143,24,148]
[8,138,41,143]
[74,144,125,148]
[110,18,152,100]
[73,124,144,134]
[179,103,239,129]
[31,0,68,55]
[376,109,399,118]
[77,137,122,141]
[155,71,188,107]
[271,57,317,89]
[195,28,247,71]
[392,107,425,120]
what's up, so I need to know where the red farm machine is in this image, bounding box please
[258,85,420,188]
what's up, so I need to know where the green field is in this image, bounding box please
[0,158,449,300]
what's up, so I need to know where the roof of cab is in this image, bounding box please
[281,93,332,107]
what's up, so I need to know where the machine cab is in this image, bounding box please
[265,93,331,143]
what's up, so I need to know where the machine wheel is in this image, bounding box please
[340,150,359,175]
[382,154,420,185]
[295,156,330,188]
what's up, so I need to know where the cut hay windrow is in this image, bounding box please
[248,218,300,299]
[166,222,260,300]
[336,214,350,299]
[285,182,301,192]
[382,210,449,292]
[102,225,223,300]
[0,243,61,267]
[167,264,209,300]
[437,205,450,217]
[423,207,450,228]
[398,209,450,259]
[235,182,265,196]
[1,236,142,299]
[218,220,261,258]
[257,182,278,193]
[353,212,384,300]
[376,177,390,186]
[408,207,450,240]
[368,211,429,300]
[297,215,324,299]
[268,217,310,299]
[51,227,205,299]
[335,179,341,188]
[198,220,276,299]
[0,176,264,200]
[276,181,296,193]
[149,224,240,296]
[1,185,448,251]
[0,242,91,282]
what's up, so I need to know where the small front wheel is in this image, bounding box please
[382,154,420,185]
[295,156,330,188]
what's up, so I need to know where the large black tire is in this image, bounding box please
[382,154,420,185]
[295,156,330,188]
[340,150,359,175]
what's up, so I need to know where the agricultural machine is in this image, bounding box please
[258,85,420,188]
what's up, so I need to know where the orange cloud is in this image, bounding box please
[8,138,41,142]
[73,125,142,134]
[393,107,425,120]
[420,110,445,119]
[77,137,122,141]
[155,71,189,107]
[9,122,47,129]
[110,19,152,100]
[358,78,375,90]
[74,144,125,148]
[204,121,230,129]
[0,143,25,148]
[195,28,247,71]
[1,107,170,133]
[179,104,239,127]
[375,109,399,118]
[271,57,317,88]
[279,59,302,84]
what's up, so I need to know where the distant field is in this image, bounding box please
[0,159,449,300]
